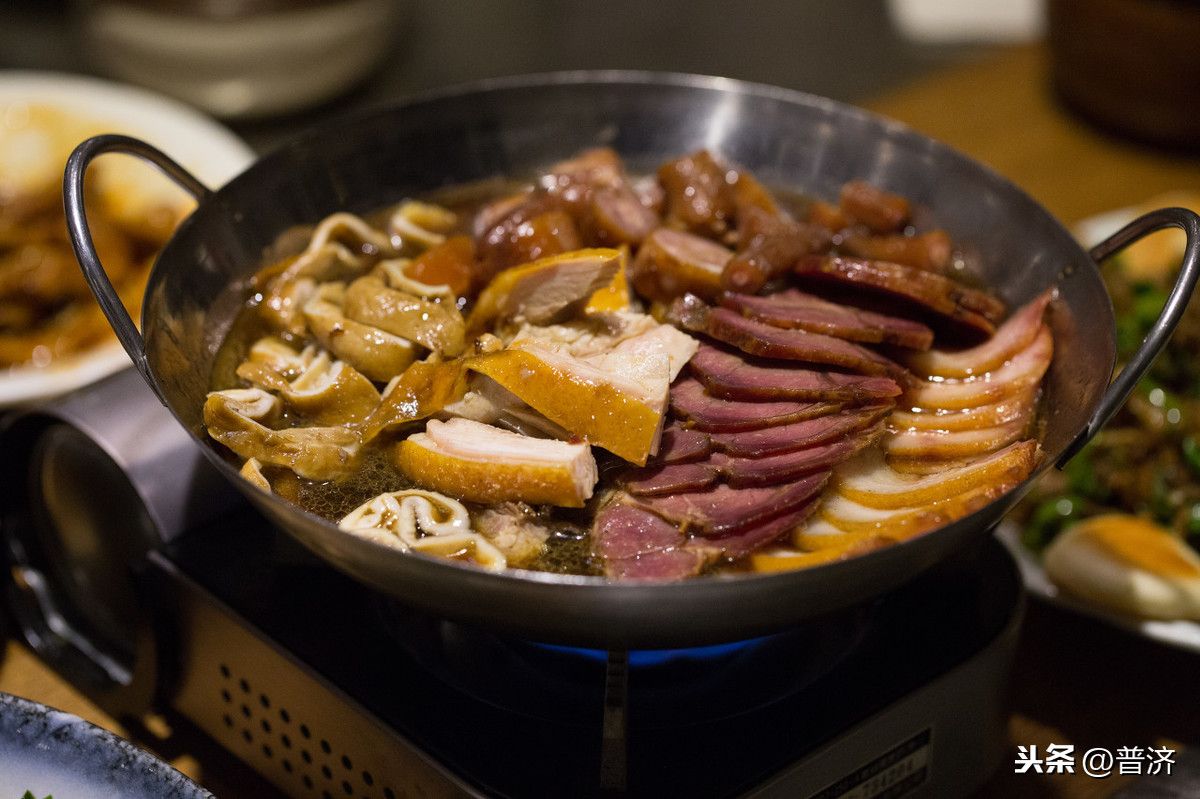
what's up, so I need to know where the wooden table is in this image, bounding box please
[4,44,1200,798]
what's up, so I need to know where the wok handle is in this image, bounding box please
[1057,206,1200,467]
[64,134,212,404]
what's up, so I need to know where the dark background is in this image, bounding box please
[0,0,986,151]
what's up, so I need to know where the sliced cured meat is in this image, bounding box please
[689,344,902,403]
[708,405,891,458]
[630,227,733,302]
[674,297,909,379]
[652,424,712,465]
[839,180,910,234]
[635,471,829,536]
[722,208,832,293]
[669,376,844,432]
[901,327,1052,411]
[792,254,1005,338]
[702,504,821,559]
[720,289,933,350]
[626,426,882,496]
[838,230,952,272]
[905,290,1053,379]
[594,504,714,581]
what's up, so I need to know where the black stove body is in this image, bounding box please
[1,372,1021,798]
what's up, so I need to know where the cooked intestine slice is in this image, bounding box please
[669,376,844,432]
[339,489,506,572]
[674,295,909,379]
[279,352,380,426]
[689,344,901,403]
[343,274,466,356]
[393,418,598,507]
[793,254,1004,338]
[204,388,361,480]
[238,458,271,492]
[900,326,1052,411]
[720,289,933,350]
[905,290,1053,379]
[467,248,621,333]
[302,291,417,382]
[388,201,458,250]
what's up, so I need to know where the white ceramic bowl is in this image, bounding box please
[0,71,254,408]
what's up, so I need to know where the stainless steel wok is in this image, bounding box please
[64,73,1200,648]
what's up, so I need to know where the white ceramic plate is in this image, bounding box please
[996,202,1200,653]
[0,692,212,798]
[0,71,254,408]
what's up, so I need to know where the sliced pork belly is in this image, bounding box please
[792,254,1005,338]
[635,471,829,536]
[674,297,909,379]
[392,418,598,507]
[626,426,882,496]
[884,418,1029,460]
[901,326,1052,410]
[720,290,933,350]
[669,376,844,432]
[689,344,902,404]
[890,389,1036,432]
[905,290,1053,379]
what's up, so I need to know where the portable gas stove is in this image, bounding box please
[0,371,1022,798]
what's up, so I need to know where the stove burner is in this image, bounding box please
[378,601,873,727]
[531,638,766,667]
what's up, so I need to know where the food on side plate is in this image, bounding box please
[1043,514,1200,620]
[1015,192,1200,618]
[0,102,186,369]
[204,147,1052,579]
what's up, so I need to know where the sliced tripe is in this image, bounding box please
[204,389,361,481]
[280,352,380,425]
[906,290,1052,379]
[834,439,1038,510]
[393,418,598,507]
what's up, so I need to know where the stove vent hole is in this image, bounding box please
[217,663,403,799]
